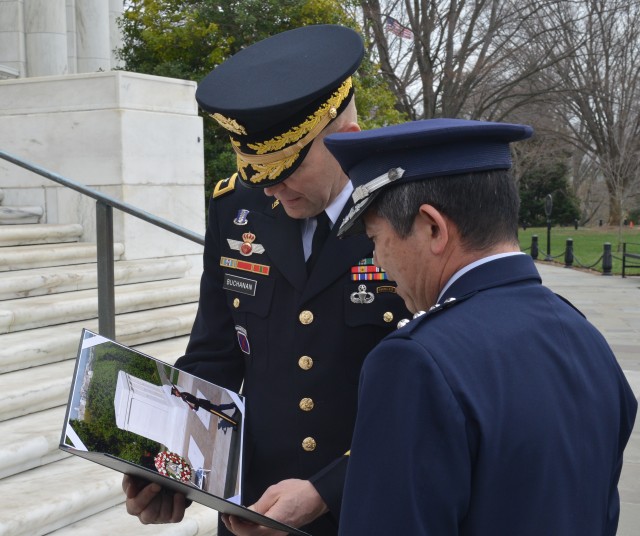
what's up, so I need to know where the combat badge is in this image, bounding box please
[350,284,375,304]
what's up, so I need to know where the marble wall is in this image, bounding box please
[0,71,206,273]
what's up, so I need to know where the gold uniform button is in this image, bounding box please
[383,311,394,323]
[299,310,314,325]
[302,437,317,452]
[299,398,314,411]
[298,356,314,370]
[233,298,240,308]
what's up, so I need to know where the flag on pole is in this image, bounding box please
[384,16,413,39]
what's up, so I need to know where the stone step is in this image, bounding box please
[0,302,197,374]
[0,241,125,271]
[0,336,190,480]
[1,359,76,422]
[0,256,191,300]
[0,407,68,480]
[0,457,125,536]
[0,205,43,224]
[0,456,217,536]
[49,501,217,536]
[0,222,83,246]
[0,276,201,333]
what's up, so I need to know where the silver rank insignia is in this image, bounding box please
[350,284,375,304]
[227,232,265,256]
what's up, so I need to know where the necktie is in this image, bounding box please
[307,211,331,274]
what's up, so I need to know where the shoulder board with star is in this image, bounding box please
[212,173,238,199]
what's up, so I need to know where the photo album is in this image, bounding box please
[60,329,310,536]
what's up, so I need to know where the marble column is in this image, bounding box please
[0,0,25,77]
[109,0,123,69]
[66,0,77,74]
[24,0,68,77]
[75,0,110,73]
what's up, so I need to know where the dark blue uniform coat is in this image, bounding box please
[340,254,637,536]
[176,178,408,535]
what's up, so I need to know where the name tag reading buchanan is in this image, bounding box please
[224,274,257,296]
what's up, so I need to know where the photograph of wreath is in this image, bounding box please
[61,330,244,500]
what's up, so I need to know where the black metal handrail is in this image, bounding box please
[0,149,205,339]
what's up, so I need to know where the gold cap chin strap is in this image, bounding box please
[230,76,353,167]
[230,108,336,166]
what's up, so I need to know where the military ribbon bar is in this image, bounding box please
[351,265,385,274]
[220,256,270,276]
[351,273,388,281]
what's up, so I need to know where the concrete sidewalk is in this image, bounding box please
[535,261,640,535]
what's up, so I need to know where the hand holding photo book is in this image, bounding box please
[60,329,310,536]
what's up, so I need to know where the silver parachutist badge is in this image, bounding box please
[350,284,375,304]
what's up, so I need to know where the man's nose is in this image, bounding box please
[264,182,285,197]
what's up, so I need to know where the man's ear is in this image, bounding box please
[417,204,450,255]
[339,121,360,134]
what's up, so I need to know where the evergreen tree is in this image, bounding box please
[519,160,581,227]
[117,0,406,204]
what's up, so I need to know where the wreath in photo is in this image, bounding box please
[154,451,193,483]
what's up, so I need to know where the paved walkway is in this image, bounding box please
[534,261,640,535]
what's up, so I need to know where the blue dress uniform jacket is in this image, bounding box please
[339,254,637,536]
[176,179,409,535]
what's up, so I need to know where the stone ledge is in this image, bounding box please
[0,71,198,117]
[0,205,43,224]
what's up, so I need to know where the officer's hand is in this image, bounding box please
[122,475,187,524]
[221,478,327,535]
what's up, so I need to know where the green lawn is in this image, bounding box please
[518,225,640,275]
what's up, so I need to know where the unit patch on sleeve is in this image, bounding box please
[235,325,251,355]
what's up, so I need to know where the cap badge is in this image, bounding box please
[352,167,405,203]
[350,284,375,304]
[234,209,249,225]
[211,113,247,136]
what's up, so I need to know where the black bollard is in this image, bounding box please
[602,242,612,276]
[565,238,573,267]
[531,235,538,260]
